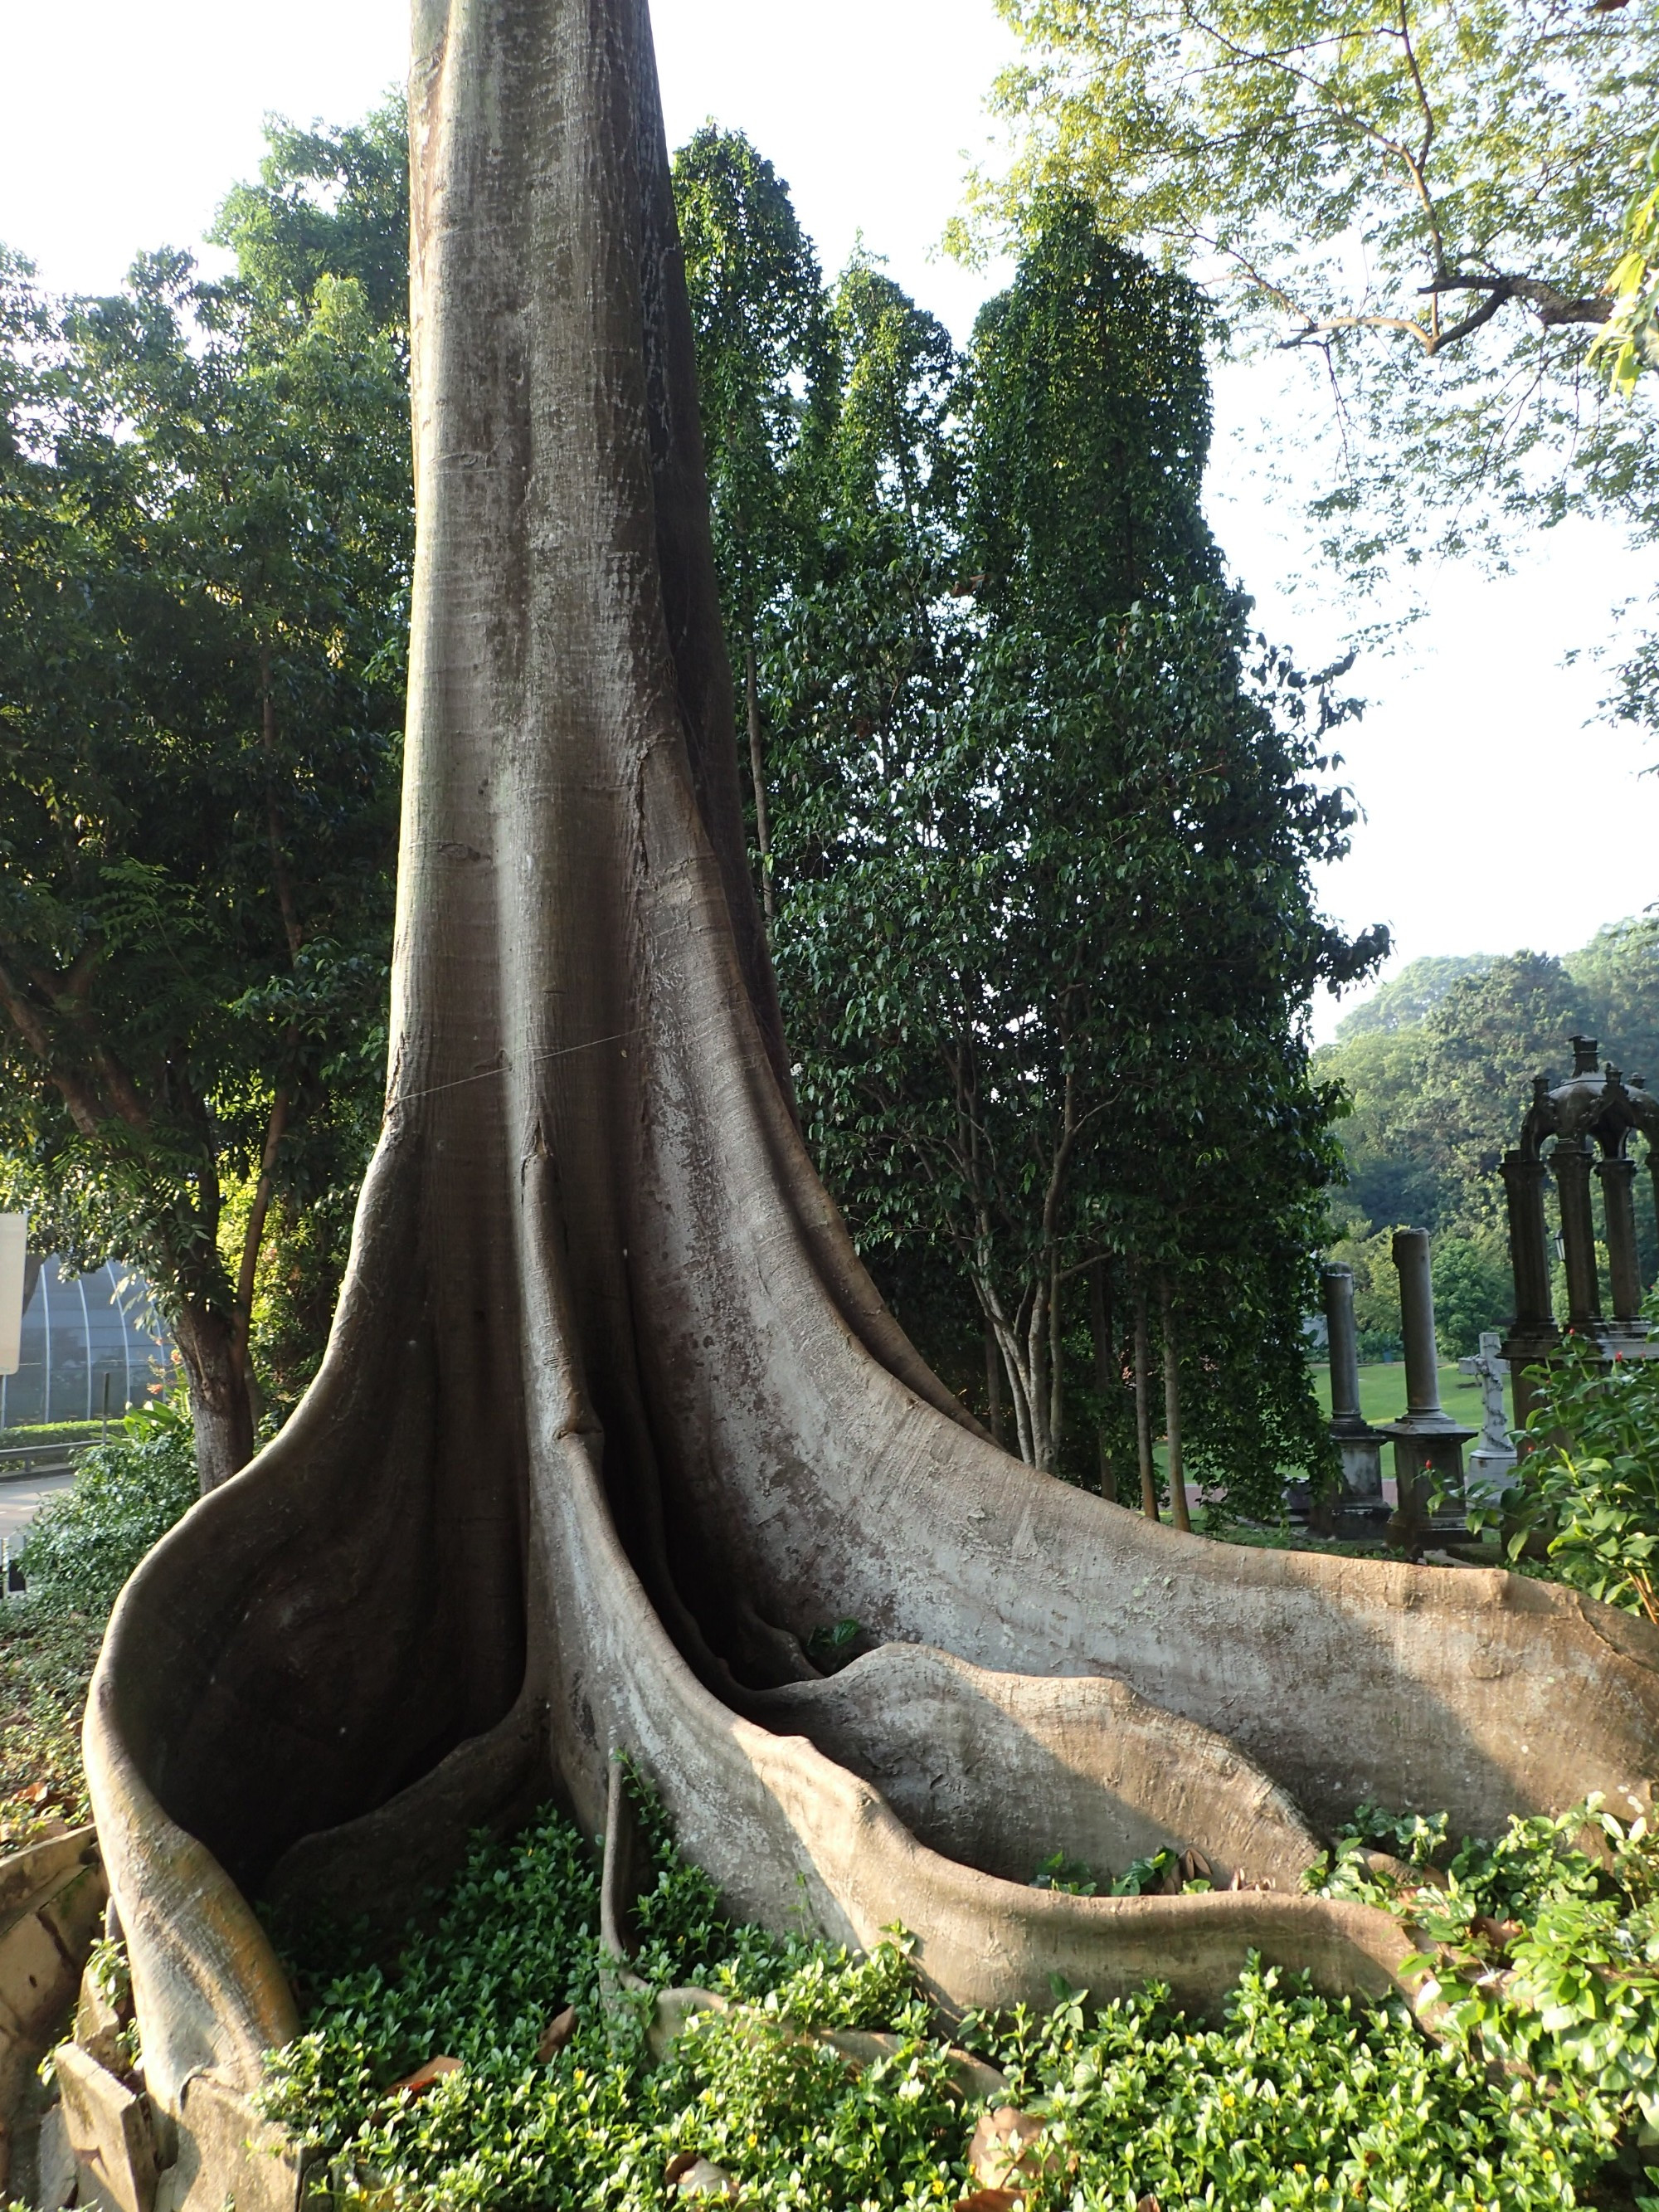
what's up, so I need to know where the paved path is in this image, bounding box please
[0,1470,72,1546]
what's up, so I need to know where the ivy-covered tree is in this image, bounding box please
[762,198,1381,1511]
[0,106,411,1487]
[672,127,833,933]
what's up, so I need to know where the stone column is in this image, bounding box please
[1323,1265,1363,1428]
[1598,1153,1644,1325]
[1321,1264,1383,1503]
[1394,1229,1442,1420]
[1501,1151,1554,1333]
[1553,1138,1603,1328]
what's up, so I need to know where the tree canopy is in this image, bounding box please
[0,100,411,1484]
[1320,918,1659,1353]
[968,0,1659,582]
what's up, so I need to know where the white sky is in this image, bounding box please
[3,0,1652,1045]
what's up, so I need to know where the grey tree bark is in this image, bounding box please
[80,0,1659,2160]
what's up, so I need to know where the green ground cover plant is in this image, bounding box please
[0,1400,197,1844]
[0,1603,100,1847]
[247,1780,1659,2211]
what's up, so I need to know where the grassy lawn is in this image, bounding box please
[1307,1357,1503,1432]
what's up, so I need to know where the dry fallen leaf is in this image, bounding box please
[388,2055,463,2097]
[968,2108,1063,2189]
[953,2193,1025,2212]
[537,2004,578,2060]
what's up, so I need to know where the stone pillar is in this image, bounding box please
[1323,1264,1363,1427]
[1501,1150,1554,1333]
[1598,1153,1645,1327]
[1321,1264,1383,1503]
[1553,1138,1603,1329]
[1394,1229,1442,1420]
[1382,1228,1474,1552]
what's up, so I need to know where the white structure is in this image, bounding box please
[1460,1330,1519,1500]
[0,1217,25,1378]
[0,1254,170,1429]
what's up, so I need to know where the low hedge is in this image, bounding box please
[0,1422,107,1451]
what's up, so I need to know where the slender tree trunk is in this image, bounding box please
[171,1298,256,1493]
[1133,1285,1158,1520]
[744,638,774,941]
[983,1313,1005,1449]
[230,1084,292,1415]
[1160,1272,1190,1533]
[1089,1259,1117,1503]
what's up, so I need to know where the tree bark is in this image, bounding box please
[983,1312,1005,1449]
[80,0,1659,2171]
[170,1299,256,1493]
[1160,1272,1190,1535]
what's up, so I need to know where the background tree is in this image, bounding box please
[672,127,832,933]
[967,0,1659,587]
[1320,923,1659,1354]
[765,198,1380,1508]
[0,105,410,1486]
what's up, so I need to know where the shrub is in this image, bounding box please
[1430,1227,1513,1359]
[1472,1334,1659,1620]
[18,1401,197,1617]
[0,1422,107,1450]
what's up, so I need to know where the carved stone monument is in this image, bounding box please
[1460,1331,1518,1500]
[1502,1035,1659,1431]
[1320,1263,1388,1536]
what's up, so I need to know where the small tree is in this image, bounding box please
[0,114,409,1486]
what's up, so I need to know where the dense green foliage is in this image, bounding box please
[1470,1333,1659,1624]
[0,103,410,1480]
[1594,137,1659,398]
[1321,922,1659,1356]
[2,108,1374,1508]
[968,0,1659,588]
[247,1781,1659,2210]
[679,150,1380,1505]
[17,1400,197,1615]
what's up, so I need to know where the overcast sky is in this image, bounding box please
[3,0,1652,1040]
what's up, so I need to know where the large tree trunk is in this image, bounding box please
[170,1300,255,1493]
[83,0,1659,2170]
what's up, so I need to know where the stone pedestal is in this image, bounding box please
[1459,1330,1518,1502]
[1380,1228,1474,1551]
